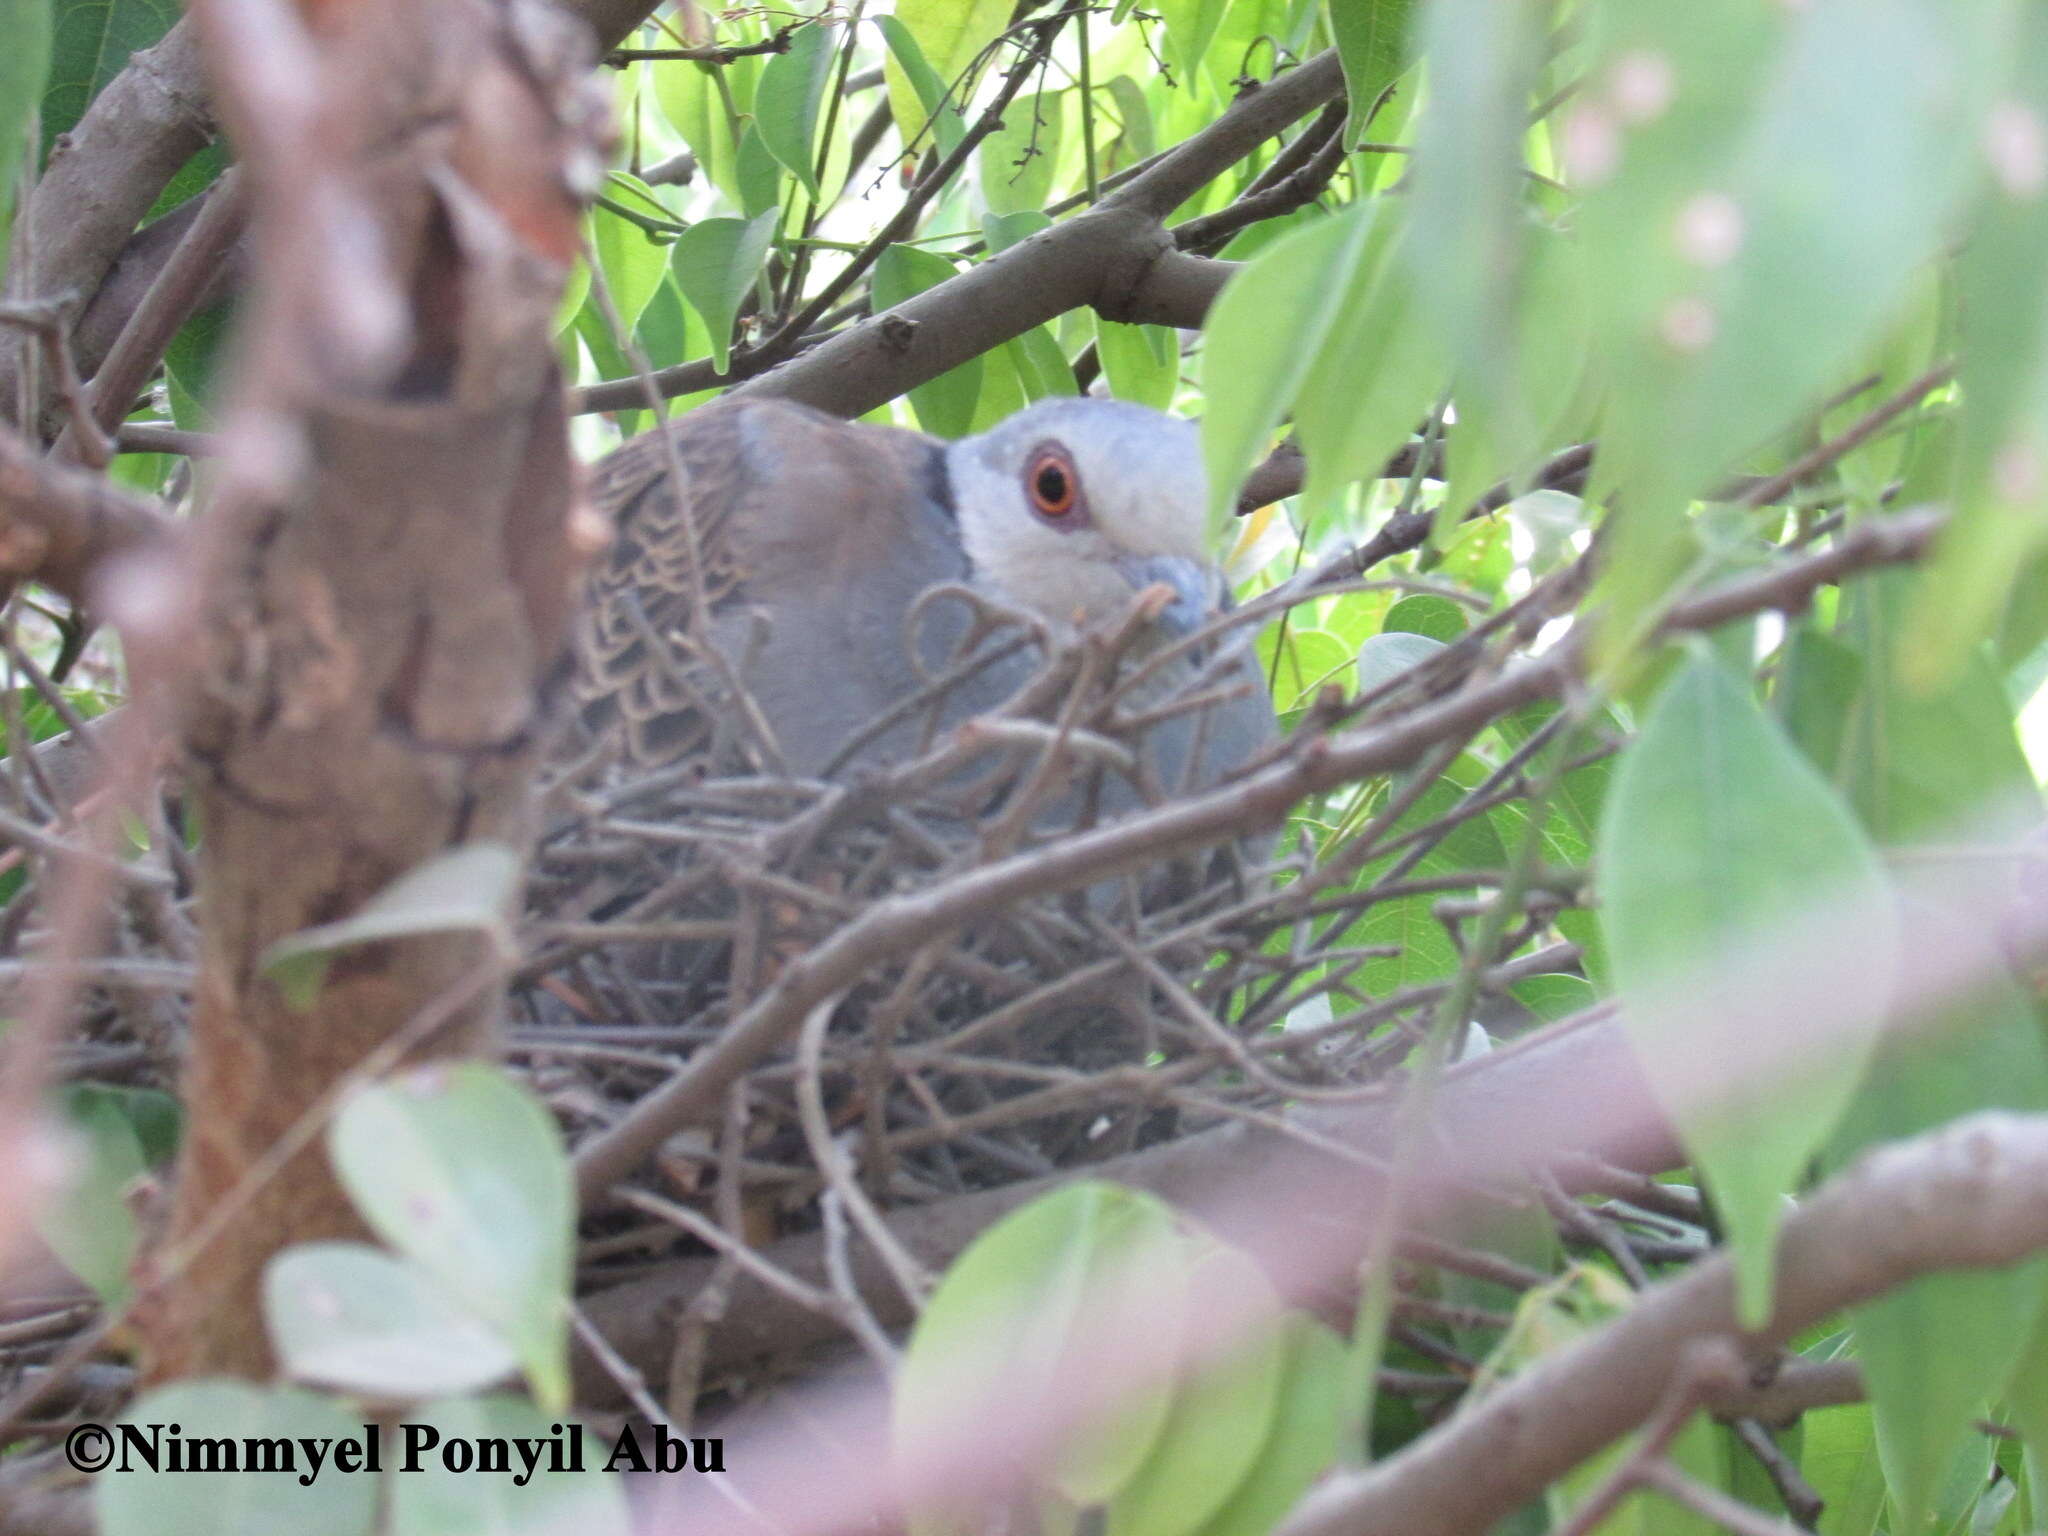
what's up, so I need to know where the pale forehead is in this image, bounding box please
[964,398,1201,471]
[954,403,1196,505]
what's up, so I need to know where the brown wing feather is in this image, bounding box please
[573,398,951,776]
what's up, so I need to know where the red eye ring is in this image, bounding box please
[1026,449,1078,518]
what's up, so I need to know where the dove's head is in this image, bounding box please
[944,398,1223,639]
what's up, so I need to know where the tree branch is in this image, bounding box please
[575,1014,1670,1395]
[1278,1112,2048,1536]
[0,426,177,604]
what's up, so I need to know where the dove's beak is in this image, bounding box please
[1113,555,1216,639]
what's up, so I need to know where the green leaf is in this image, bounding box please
[1802,1402,1889,1536]
[876,15,966,164]
[1155,0,1231,83]
[1404,0,1540,403]
[897,1184,1185,1530]
[1835,572,2041,845]
[1326,0,1416,145]
[1553,1409,1727,1536]
[1599,646,1896,1325]
[651,59,739,202]
[1261,626,1351,714]
[1509,973,1596,1023]
[874,243,982,437]
[982,209,1051,254]
[328,1063,574,1411]
[1355,631,1444,696]
[980,89,1064,215]
[734,122,785,219]
[1381,593,1467,643]
[0,0,52,223]
[1355,891,1459,997]
[2009,1305,2048,1529]
[553,255,590,337]
[164,301,232,431]
[265,1242,520,1401]
[1185,1318,1346,1536]
[260,843,521,1011]
[1824,925,2048,1536]
[1293,206,1446,529]
[36,1083,147,1304]
[590,184,670,337]
[1201,207,1375,534]
[1587,0,1995,659]
[753,19,834,201]
[1106,1242,1288,1536]
[386,1396,631,1536]
[883,0,1006,156]
[1105,75,1155,168]
[1097,319,1179,412]
[40,0,171,157]
[96,1381,377,1536]
[1007,325,1079,401]
[670,209,776,375]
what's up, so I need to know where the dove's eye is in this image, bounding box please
[1025,448,1078,520]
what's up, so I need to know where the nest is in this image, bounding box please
[2,550,1623,1419]
[500,565,1604,1393]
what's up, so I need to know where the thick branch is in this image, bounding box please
[0,426,177,604]
[1,21,215,431]
[575,1015,1670,1394]
[1278,1112,2048,1536]
[0,0,661,435]
[710,52,1347,419]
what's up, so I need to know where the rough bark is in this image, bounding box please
[134,0,606,1381]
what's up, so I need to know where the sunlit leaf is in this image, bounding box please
[1097,319,1179,412]
[1326,0,1416,146]
[896,1184,1185,1530]
[883,0,1006,157]
[981,89,1064,215]
[671,209,776,375]
[1202,207,1375,534]
[590,182,670,336]
[1293,205,1446,529]
[1155,0,1231,84]
[754,18,835,201]
[1184,1318,1346,1536]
